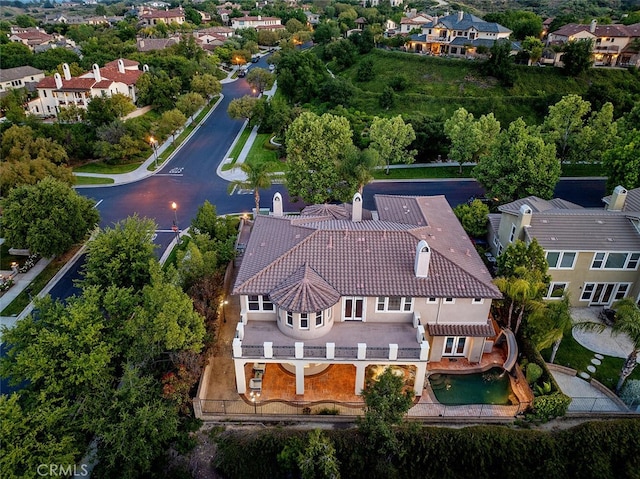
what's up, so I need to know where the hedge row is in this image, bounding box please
[214,419,640,479]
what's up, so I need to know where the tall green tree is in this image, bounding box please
[444,108,500,171]
[0,125,73,192]
[227,95,262,124]
[245,67,275,94]
[190,73,222,99]
[340,147,381,194]
[80,215,157,291]
[527,295,573,364]
[228,162,273,217]
[603,127,640,191]
[496,238,550,282]
[298,430,341,479]
[453,199,490,238]
[369,115,416,174]
[473,118,559,203]
[575,299,640,393]
[176,91,205,120]
[158,108,187,144]
[561,39,594,76]
[285,111,357,203]
[542,94,592,163]
[358,367,413,472]
[494,267,546,333]
[482,39,515,87]
[0,178,98,257]
[569,102,617,164]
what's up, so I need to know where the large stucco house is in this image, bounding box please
[408,11,512,57]
[488,186,640,308]
[545,20,640,67]
[230,193,505,398]
[31,59,143,117]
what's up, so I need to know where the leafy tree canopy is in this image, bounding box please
[1,177,99,257]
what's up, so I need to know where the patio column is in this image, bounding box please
[235,359,247,394]
[414,362,427,396]
[355,363,366,395]
[295,362,305,395]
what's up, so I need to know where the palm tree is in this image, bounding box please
[227,162,272,217]
[529,295,573,364]
[575,298,640,393]
[494,267,546,334]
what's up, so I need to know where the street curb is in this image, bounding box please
[74,94,225,188]
[216,118,249,180]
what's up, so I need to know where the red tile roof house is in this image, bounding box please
[32,60,143,117]
[229,193,508,398]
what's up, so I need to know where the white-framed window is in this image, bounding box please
[315,310,324,327]
[444,297,455,304]
[581,283,595,301]
[286,311,293,327]
[591,252,640,270]
[545,282,568,299]
[614,283,630,301]
[376,296,413,312]
[509,224,516,243]
[546,251,577,269]
[472,298,484,304]
[443,336,466,356]
[426,297,438,304]
[300,313,309,330]
[247,295,274,311]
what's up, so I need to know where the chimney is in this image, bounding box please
[62,63,71,80]
[272,192,283,217]
[352,192,363,222]
[258,15,261,21]
[54,72,63,89]
[590,19,597,33]
[117,59,125,73]
[414,240,431,278]
[518,204,532,228]
[457,10,464,22]
[607,185,628,211]
[143,64,149,72]
[92,64,101,82]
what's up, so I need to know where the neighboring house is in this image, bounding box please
[230,193,506,397]
[409,11,512,57]
[136,37,180,52]
[231,15,284,31]
[304,11,320,27]
[197,26,234,38]
[488,186,640,308]
[31,60,144,117]
[139,7,186,26]
[0,66,45,96]
[8,28,56,51]
[399,12,433,34]
[354,17,368,31]
[384,19,398,36]
[546,20,640,67]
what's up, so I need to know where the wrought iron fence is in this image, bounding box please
[195,399,538,418]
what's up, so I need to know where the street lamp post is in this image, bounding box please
[149,136,158,169]
[220,299,228,323]
[171,201,181,245]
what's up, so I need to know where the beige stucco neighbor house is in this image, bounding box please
[0,66,44,96]
[545,20,640,67]
[230,193,504,398]
[488,186,640,308]
[231,15,284,32]
[31,59,143,117]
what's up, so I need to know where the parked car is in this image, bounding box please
[238,68,247,77]
[268,64,275,72]
[251,56,260,63]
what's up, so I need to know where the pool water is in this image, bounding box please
[429,368,513,405]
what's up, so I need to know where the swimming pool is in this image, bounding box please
[429,368,514,405]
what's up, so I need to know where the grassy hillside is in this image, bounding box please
[339,49,639,125]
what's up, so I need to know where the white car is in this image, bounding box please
[268,64,275,72]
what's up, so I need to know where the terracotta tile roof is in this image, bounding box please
[99,67,143,85]
[551,22,635,38]
[269,264,341,312]
[602,187,640,213]
[427,321,495,337]
[104,59,139,69]
[233,195,501,301]
[301,203,375,220]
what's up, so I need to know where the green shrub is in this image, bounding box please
[530,392,571,421]
[316,407,340,415]
[525,363,543,385]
